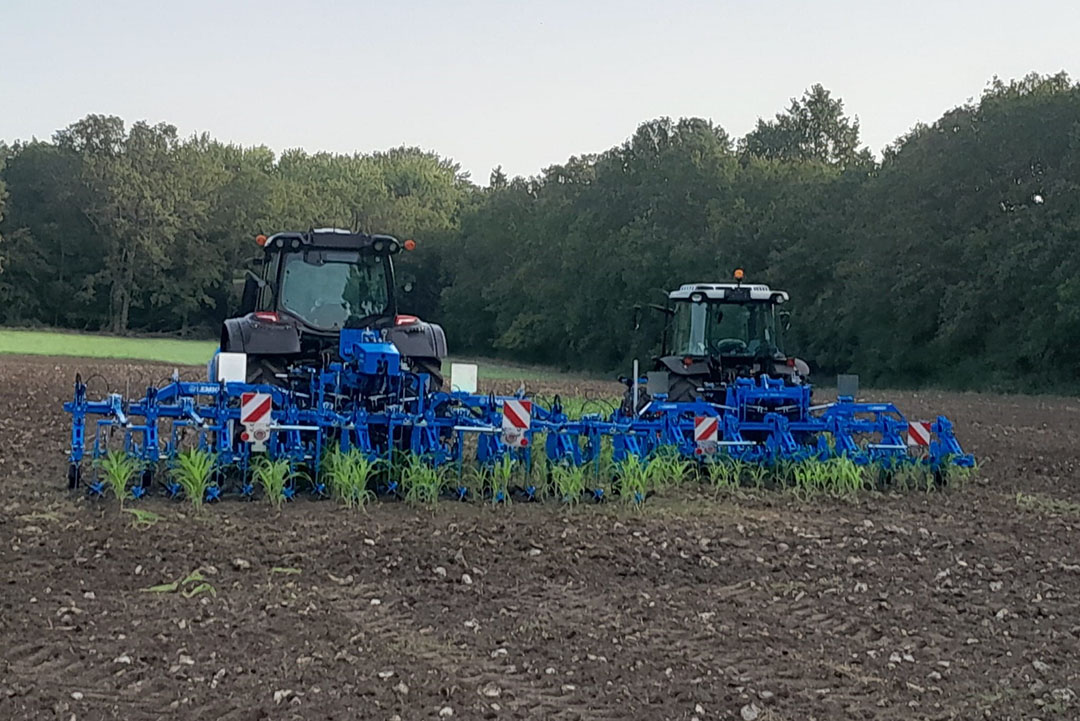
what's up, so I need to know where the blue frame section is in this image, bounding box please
[63,332,975,498]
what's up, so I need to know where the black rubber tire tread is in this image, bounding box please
[408,356,444,392]
[667,375,704,403]
[246,358,289,387]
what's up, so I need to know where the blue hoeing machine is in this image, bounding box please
[62,244,974,502]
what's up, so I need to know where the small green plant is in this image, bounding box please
[646,452,692,490]
[828,457,867,496]
[704,457,739,490]
[251,456,304,509]
[745,462,769,490]
[618,454,650,505]
[1016,491,1080,517]
[95,451,142,507]
[400,456,443,507]
[527,450,550,500]
[170,448,217,510]
[125,508,163,529]
[322,447,379,509]
[141,568,217,598]
[489,455,515,504]
[939,458,978,487]
[551,462,588,505]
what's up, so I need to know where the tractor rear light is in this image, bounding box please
[254,312,280,323]
[395,314,419,326]
[786,358,796,367]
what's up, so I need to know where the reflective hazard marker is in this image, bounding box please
[240,392,272,452]
[907,421,932,448]
[501,399,532,448]
[694,415,719,455]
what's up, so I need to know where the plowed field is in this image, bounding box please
[1,357,1078,720]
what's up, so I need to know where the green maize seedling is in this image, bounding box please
[488,455,514,504]
[646,453,692,490]
[322,447,379,509]
[169,448,216,511]
[400,456,443,507]
[251,456,304,509]
[95,450,142,508]
[618,455,650,505]
[704,458,739,490]
[551,463,588,505]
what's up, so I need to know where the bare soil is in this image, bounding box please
[1,356,1078,720]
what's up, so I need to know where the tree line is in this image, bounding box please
[1,73,1078,391]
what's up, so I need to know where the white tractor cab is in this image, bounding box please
[637,269,810,403]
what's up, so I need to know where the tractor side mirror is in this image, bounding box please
[779,310,792,332]
[648,303,674,317]
[401,281,415,294]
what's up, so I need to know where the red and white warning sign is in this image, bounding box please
[907,421,932,448]
[693,416,719,444]
[240,392,273,451]
[501,399,532,448]
[694,415,719,454]
[241,392,272,425]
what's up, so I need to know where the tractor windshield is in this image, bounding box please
[671,300,782,357]
[279,250,391,330]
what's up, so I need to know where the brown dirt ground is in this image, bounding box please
[1,356,1078,721]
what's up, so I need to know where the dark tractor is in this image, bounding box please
[628,270,809,407]
[221,228,447,387]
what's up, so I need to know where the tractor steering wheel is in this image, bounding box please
[714,338,748,354]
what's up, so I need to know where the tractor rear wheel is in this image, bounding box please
[408,356,444,391]
[246,358,289,386]
[667,375,703,402]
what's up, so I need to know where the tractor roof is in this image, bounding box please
[669,283,789,303]
[261,229,401,252]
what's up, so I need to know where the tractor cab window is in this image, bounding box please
[280,250,390,330]
[671,300,782,357]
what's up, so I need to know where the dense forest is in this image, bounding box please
[1,73,1079,391]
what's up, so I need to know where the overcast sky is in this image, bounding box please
[2,0,1077,181]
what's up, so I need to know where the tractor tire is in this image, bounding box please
[619,387,652,416]
[667,375,703,403]
[247,358,289,387]
[409,356,444,392]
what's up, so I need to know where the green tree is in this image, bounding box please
[742,84,870,168]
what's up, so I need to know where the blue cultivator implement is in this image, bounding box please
[63,332,974,502]
[61,236,974,503]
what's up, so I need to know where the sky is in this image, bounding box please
[2,0,1077,182]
